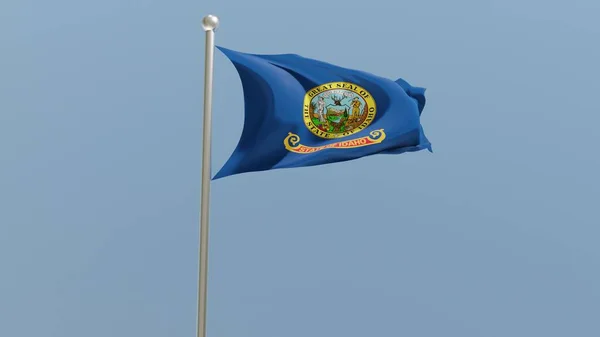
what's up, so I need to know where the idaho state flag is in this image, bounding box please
[213,46,432,179]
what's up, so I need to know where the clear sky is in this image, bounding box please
[2,0,600,336]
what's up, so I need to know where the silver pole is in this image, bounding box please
[197,14,219,337]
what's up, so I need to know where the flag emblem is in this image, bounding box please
[303,82,377,139]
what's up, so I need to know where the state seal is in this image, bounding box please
[303,82,377,139]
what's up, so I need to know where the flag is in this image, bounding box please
[213,46,432,180]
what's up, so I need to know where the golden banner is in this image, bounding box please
[284,129,386,154]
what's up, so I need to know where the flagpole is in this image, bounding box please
[197,14,219,337]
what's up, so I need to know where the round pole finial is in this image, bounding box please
[202,15,219,31]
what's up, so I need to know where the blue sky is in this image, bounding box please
[2,0,600,336]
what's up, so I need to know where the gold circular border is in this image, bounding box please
[303,82,377,139]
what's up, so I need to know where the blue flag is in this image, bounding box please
[213,46,431,180]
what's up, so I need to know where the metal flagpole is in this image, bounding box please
[197,14,219,337]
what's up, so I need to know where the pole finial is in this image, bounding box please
[202,15,219,31]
